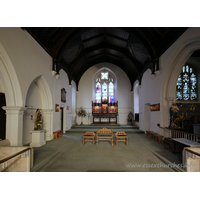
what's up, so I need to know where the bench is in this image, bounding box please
[53,130,63,139]
[96,127,113,146]
[115,132,128,146]
[154,135,164,144]
[83,131,95,146]
[146,130,164,144]
[146,131,156,139]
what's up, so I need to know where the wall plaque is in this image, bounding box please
[150,103,160,111]
[61,88,66,103]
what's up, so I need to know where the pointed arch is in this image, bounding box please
[92,66,118,102]
[0,43,23,106]
[36,76,53,109]
[160,36,200,131]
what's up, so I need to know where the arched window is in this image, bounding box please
[95,71,115,103]
[176,65,197,101]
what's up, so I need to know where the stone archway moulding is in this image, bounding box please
[0,43,25,145]
[35,76,53,110]
[160,37,200,136]
[0,43,23,106]
[26,75,53,141]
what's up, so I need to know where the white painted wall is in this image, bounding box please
[0,28,73,145]
[138,68,161,133]
[0,28,52,106]
[77,62,133,125]
[53,69,72,131]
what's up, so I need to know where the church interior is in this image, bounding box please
[1,25,200,197]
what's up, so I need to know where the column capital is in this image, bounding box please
[2,106,27,114]
[42,109,53,113]
[165,97,175,103]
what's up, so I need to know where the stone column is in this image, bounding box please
[42,109,53,141]
[2,106,27,146]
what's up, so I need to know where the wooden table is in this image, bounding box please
[83,132,95,146]
[115,132,128,146]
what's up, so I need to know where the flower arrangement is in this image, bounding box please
[37,120,43,130]
[34,109,43,130]
[77,107,86,117]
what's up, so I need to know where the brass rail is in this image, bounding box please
[0,147,31,164]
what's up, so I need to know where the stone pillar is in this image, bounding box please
[2,106,27,146]
[42,109,53,141]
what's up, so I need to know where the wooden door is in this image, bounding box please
[60,107,63,131]
[0,93,6,140]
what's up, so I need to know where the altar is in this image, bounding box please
[92,101,118,124]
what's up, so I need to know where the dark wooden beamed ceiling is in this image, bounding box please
[23,27,188,90]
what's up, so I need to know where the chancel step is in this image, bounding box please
[66,124,144,134]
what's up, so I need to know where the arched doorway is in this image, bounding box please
[0,93,6,140]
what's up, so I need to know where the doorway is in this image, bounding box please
[60,107,64,131]
[0,93,6,140]
[144,103,151,131]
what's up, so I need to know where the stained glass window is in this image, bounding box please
[101,72,108,79]
[102,82,107,102]
[176,65,197,101]
[109,82,114,103]
[95,71,115,103]
[95,82,101,103]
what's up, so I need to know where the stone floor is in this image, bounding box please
[31,132,185,172]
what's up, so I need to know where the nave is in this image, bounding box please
[31,125,183,172]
